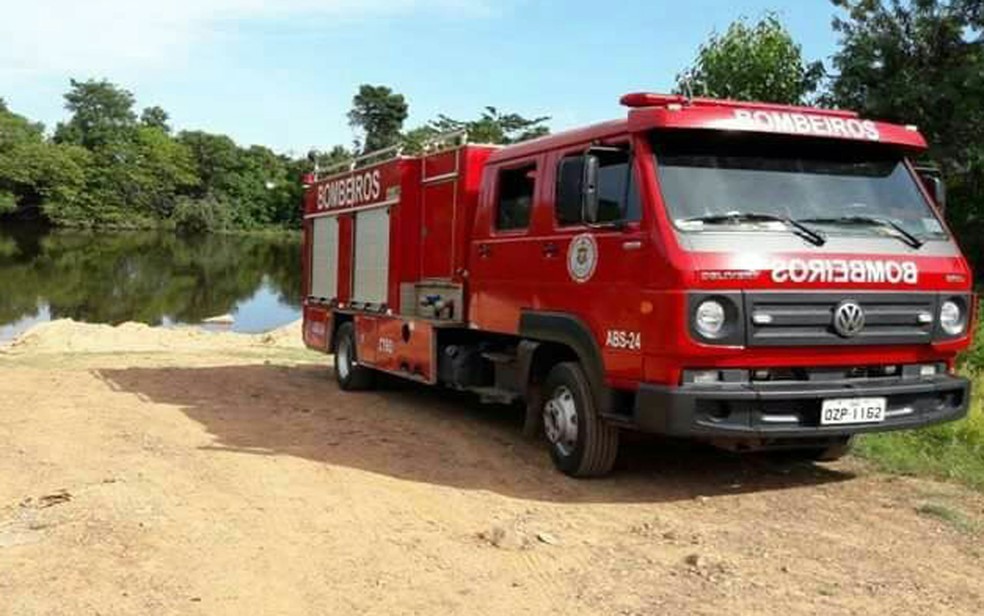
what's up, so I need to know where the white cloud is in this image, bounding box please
[0,0,491,76]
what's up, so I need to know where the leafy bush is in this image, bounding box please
[0,190,16,215]
[961,301,984,375]
[172,196,232,235]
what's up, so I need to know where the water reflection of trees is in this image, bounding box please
[0,225,300,326]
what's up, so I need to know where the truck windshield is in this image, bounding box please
[652,131,947,242]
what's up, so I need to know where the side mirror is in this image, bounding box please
[582,154,600,223]
[927,175,946,213]
[915,166,947,214]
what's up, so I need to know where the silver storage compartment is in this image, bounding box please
[353,207,391,306]
[310,216,339,300]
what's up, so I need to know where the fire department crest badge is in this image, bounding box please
[567,234,598,283]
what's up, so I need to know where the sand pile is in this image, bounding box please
[0,319,304,355]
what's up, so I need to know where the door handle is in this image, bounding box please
[478,243,491,258]
[542,242,559,257]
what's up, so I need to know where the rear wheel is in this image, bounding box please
[334,322,375,391]
[542,362,619,477]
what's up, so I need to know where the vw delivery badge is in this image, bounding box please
[833,301,866,338]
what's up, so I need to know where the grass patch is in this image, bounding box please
[856,383,984,491]
[856,322,984,493]
[856,318,984,491]
[915,502,979,534]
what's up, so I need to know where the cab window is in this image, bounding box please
[495,164,536,231]
[556,150,640,225]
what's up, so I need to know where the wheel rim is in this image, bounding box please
[337,337,352,381]
[543,385,578,456]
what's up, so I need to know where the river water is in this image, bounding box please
[0,224,302,342]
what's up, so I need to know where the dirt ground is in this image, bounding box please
[1,321,982,615]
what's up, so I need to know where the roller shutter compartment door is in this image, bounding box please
[310,216,339,300]
[353,207,391,305]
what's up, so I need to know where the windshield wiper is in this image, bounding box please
[799,215,924,249]
[680,212,827,246]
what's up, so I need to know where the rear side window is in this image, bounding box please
[496,164,536,230]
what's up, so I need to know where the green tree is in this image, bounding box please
[0,104,45,207]
[431,107,549,145]
[0,105,44,148]
[8,142,91,220]
[172,194,232,234]
[2,81,309,231]
[827,0,984,230]
[140,105,171,133]
[403,107,550,152]
[54,79,138,148]
[0,103,90,219]
[676,14,824,104]
[176,131,300,229]
[347,85,409,153]
[177,130,240,198]
[400,125,441,153]
[128,126,199,217]
[45,80,203,226]
[308,145,353,173]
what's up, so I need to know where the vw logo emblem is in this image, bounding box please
[833,301,866,338]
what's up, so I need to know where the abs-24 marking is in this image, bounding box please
[605,330,641,351]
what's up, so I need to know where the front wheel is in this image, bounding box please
[334,322,375,391]
[541,362,619,477]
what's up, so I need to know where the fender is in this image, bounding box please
[518,310,609,412]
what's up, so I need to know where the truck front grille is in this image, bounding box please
[744,292,938,347]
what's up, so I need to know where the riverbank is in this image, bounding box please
[1,320,983,614]
[1,318,306,357]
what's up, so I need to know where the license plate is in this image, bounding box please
[820,397,887,425]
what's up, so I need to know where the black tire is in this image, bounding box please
[334,322,375,391]
[541,362,619,477]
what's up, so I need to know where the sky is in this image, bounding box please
[0,0,844,156]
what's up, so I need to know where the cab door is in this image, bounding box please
[468,158,544,334]
[534,144,647,384]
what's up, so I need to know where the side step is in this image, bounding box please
[480,351,515,365]
[469,386,521,405]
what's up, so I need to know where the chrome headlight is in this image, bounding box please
[939,300,966,336]
[695,300,727,338]
[688,293,744,345]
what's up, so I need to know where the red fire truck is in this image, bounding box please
[301,93,975,477]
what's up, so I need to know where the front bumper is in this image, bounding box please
[626,374,970,438]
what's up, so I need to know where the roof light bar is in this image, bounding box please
[619,92,860,120]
